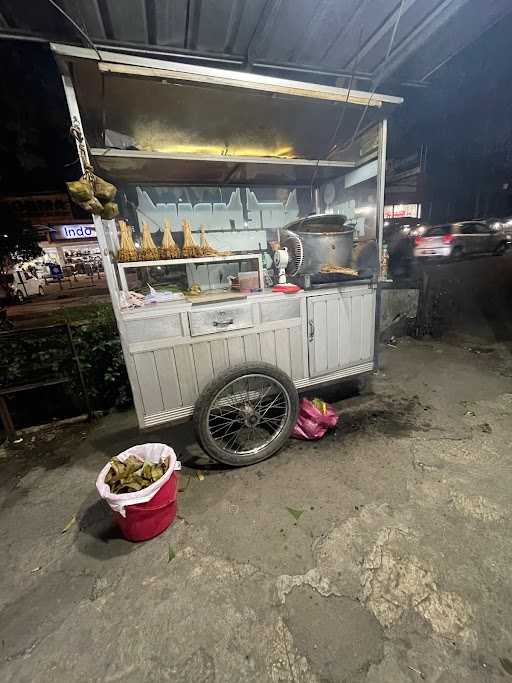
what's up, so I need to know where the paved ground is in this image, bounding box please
[416,251,512,341]
[1,332,512,682]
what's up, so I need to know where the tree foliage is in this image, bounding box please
[0,202,42,270]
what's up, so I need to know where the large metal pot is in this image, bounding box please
[281,214,354,274]
[296,228,354,273]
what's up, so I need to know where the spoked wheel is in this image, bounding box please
[194,362,299,466]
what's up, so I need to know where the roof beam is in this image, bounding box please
[52,43,403,105]
[185,0,202,51]
[320,0,370,63]
[344,0,420,70]
[223,0,248,54]
[90,148,356,167]
[373,0,472,86]
[144,0,157,46]
[252,59,429,88]
[247,0,282,64]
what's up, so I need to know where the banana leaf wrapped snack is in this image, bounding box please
[67,178,94,203]
[94,176,117,203]
[100,201,119,220]
[66,168,118,217]
[105,453,170,494]
[79,196,104,214]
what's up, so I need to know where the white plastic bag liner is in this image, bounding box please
[96,443,181,517]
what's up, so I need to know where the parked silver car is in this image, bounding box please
[414,221,510,259]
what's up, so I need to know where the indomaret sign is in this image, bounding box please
[55,224,96,240]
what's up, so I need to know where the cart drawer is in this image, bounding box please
[125,314,182,343]
[188,303,253,336]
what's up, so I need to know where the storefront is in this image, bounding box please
[39,222,101,270]
[384,203,422,219]
[384,148,426,221]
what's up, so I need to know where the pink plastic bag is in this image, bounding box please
[292,398,338,440]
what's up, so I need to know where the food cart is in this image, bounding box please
[52,44,402,466]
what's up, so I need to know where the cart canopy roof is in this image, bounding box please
[54,44,398,185]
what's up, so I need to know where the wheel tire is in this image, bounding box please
[15,290,25,304]
[38,285,45,296]
[451,246,463,260]
[495,242,507,255]
[193,362,299,467]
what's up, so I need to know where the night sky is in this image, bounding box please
[1,12,512,221]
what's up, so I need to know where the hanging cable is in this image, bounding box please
[309,27,364,205]
[328,0,406,158]
[47,0,102,60]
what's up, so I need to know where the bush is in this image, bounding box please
[0,304,133,414]
[72,306,132,410]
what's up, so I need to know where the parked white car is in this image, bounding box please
[1,268,46,304]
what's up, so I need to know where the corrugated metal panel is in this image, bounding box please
[154,0,188,47]
[61,0,106,40]
[194,0,267,55]
[1,0,512,90]
[320,0,400,70]
[287,0,363,66]
[104,0,148,43]
[357,0,441,72]
[396,0,512,82]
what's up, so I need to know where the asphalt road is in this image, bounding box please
[4,277,110,326]
[415,251,512,342]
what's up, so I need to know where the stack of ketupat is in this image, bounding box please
[105,454,170,494]
[66,170,118,219]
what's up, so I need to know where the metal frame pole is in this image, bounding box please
[373,119,388,371]
[376,118,388,266]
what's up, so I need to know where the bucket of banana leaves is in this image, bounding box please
[96,443,181,541]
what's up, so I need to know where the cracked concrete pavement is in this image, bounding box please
[1,335,512,681]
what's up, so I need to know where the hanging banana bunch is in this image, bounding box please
[181,219,202,257]
[117,219,139,262]
[160,220,181,259]
[140,222,160,260]
[199,226,232,257]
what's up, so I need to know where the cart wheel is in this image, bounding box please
[194,362,299,467]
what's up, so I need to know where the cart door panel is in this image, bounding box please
[133,351,165,417]
[131,321,306,427]
[174,345,199,405]
[154,348,182,410]
[307,288,375,378]
[133,347,187,417]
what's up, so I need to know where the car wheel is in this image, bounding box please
[494,242,507,255]
[451,246,463,260]
[194,362,299,467]
[15,290,25,304]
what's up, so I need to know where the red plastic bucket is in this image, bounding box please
[112,472,179,542]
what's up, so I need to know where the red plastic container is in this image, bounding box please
[112,472,178,542]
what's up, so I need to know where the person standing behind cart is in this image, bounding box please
[353,215,379,278]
